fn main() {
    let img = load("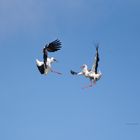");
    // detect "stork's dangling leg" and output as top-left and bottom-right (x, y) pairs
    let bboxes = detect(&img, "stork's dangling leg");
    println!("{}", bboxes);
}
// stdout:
(82, 79), (93, 89)
(93, 80), (96, 85)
